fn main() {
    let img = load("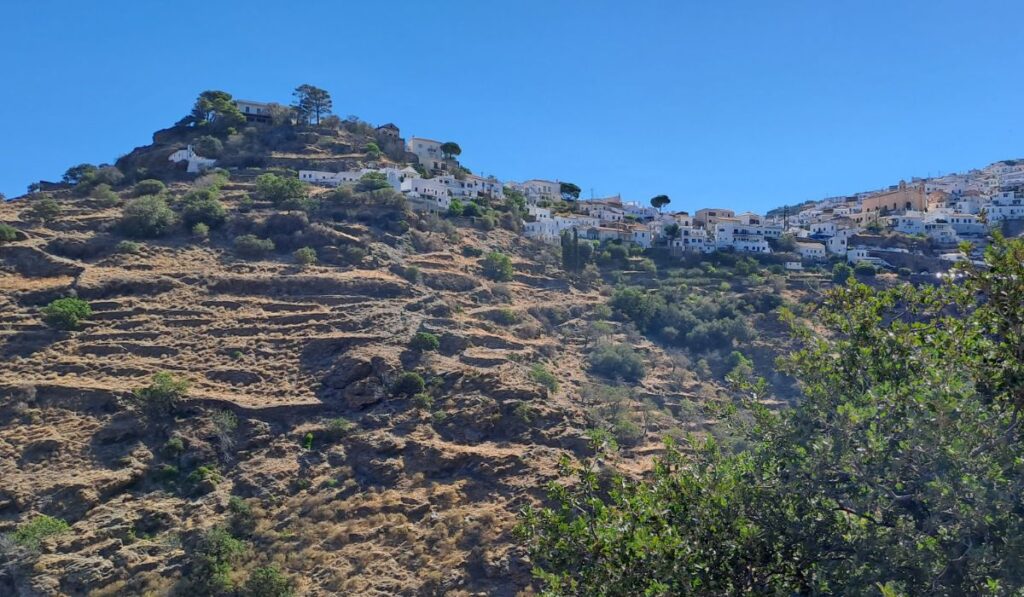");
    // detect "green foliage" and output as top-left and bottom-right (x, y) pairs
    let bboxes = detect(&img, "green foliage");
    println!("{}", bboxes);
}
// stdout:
(355, 171), (391, 192)
(115, 240), (142, 254)
(440, 141), (462, 159)
(234, 234), (275, 259)
(609, 286), (751, 352)
(11, 515), (70, 550)
(90, 183), (120, 206)
(302, 432), (314, 451)
(520, 235), (1024, 595)
(41, 297), (92, 330)
(293, 246), (317, 266)
(163, 436), (185, 458)
(181, 90), (245, 133)
(186, 526), (245, 595)
(447, 199), (464, 217)
(243, 566), (295, 597)
(194, 135), (224, 158)
(650, 194), (671, 211)
(192, 222), (210, 239)
(255, 173), (308, 207)
(491, 308), (518, 325)
(409, 331), (440, 352)
(462, 201), (482, 217)
(832, 262), (853, 284)
(461, 246), (483, 257)
(133, 179), (166, 196)
(854, 261), (876, 277)
(322, 417), (354, 441)
(560, 229), (593, 272)
(588, 342), (646, 381)
(26, 196), (61, 222)
(400, 265), (420, 283)
(292, 83), (333, 125)
(63, 163), (98, 185)
(121, 196), (177, 238)
(897, 266), (912, 277)
(529, 364), (559, 393)
(481, 251), (514, 281)
(412, 392), (434, 410)
(0, 223), (17, 243)
(364, 141), (382, 159)
(134, 372), (188, 418)
(228, 496), (256, 538)
(181, 188), (227, 228)
(393, 371), (426, 396)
